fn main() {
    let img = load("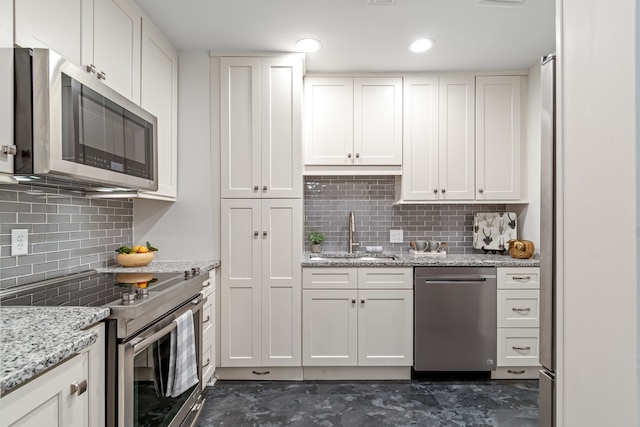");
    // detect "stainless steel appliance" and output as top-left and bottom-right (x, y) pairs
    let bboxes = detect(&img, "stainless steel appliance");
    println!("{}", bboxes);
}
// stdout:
(11, 48), (157, 193)
(413, 267), (497, 372)
(539, 53), (557, 427)
(0, 268), (208, 427)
